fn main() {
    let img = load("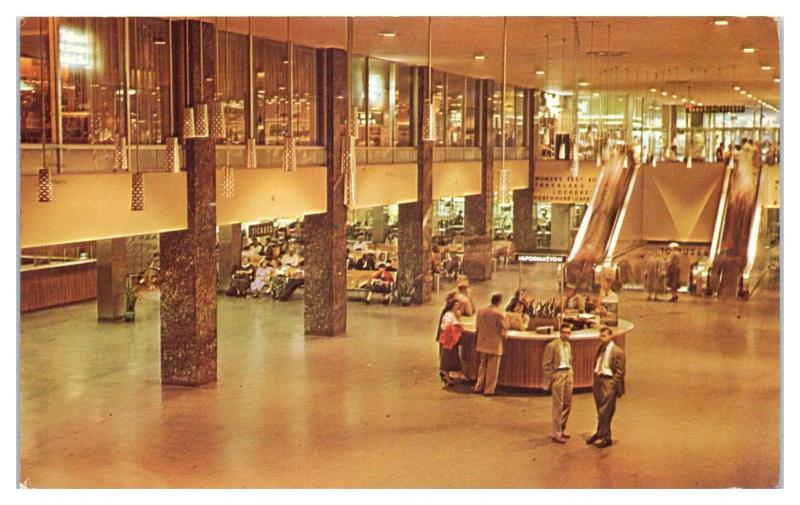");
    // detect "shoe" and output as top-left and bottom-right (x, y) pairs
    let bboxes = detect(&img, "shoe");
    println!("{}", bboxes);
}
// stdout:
(439, 372), (453, 388)
(483, 392), (496, 397)
(669, 296), (678, 303)
(653, 297), (661, 302)
(594, 438), (613, 448)
(551, 436), (566, 444)
(472, 388), (484, 394)
(646, 296), (652, 301)
(561, 433), (571, 439)
(585, 434), (599, 445)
